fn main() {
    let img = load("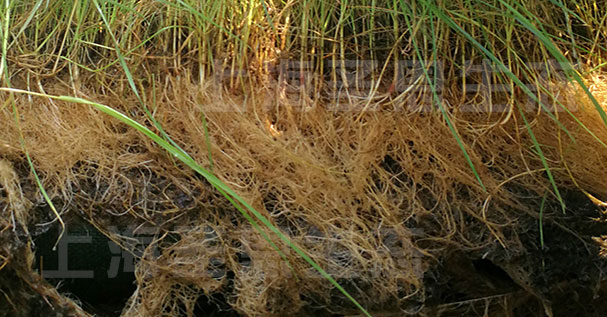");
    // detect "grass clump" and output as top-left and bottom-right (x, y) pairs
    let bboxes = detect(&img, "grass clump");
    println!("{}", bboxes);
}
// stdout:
(1, 0), (607, 316)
